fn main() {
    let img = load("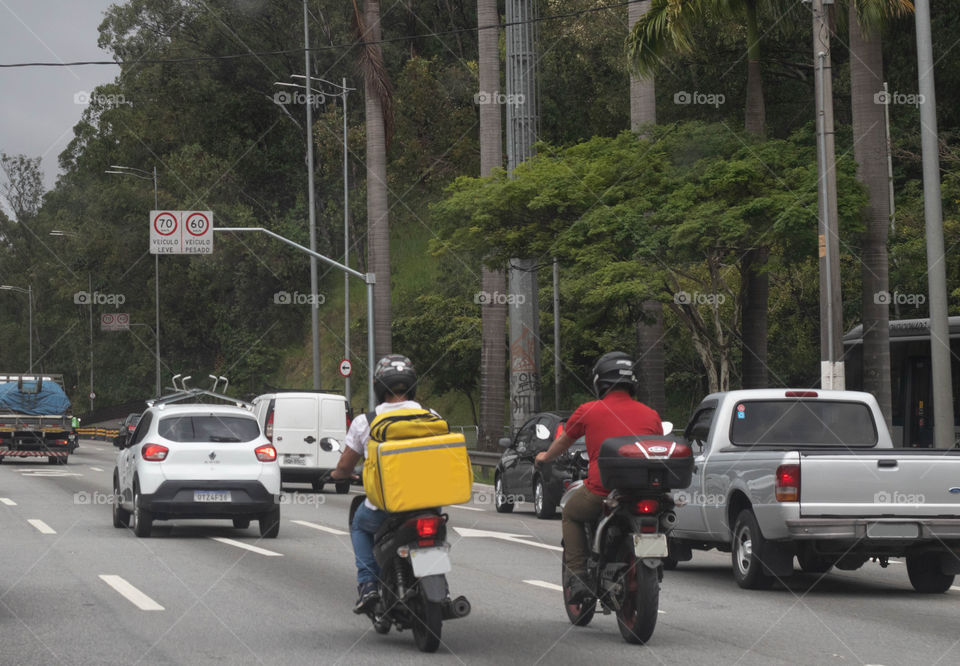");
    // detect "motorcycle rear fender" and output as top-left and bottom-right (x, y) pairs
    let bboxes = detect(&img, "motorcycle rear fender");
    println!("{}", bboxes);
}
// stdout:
(419, 574), (449, 602)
